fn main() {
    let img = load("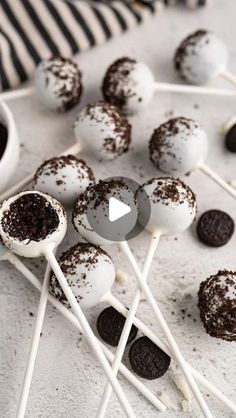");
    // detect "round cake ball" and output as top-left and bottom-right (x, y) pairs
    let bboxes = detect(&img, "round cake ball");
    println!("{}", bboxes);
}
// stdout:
(33, 155), (95, 207)
(198, 270), (236, 341)
(102, 57), (155, 115)
(35, 56), (82, 111)
(74, 101), (131, 161)
(50, 243), (116, 310)
(137, 177), (197, 235)
(174, 30), (228, 85)
(149, 117), (208, 175)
